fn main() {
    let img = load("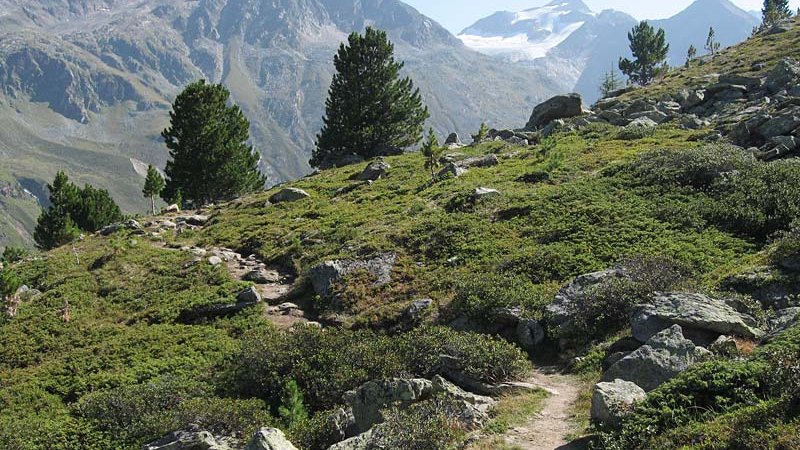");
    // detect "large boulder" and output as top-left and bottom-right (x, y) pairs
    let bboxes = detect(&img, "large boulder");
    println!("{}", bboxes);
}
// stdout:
(354, 159), (391, 181)
(547, 268), (629, 338)
(591, 379), (647, 427)
(526, 93), (585, 130)
(143, 428), (232, 450)
(327, 429), (373, 450)
(309, 253), (397, 300)
(766, 58), (800, 93)
(758, 107), (800, 139)
(765, 307), (800, 342)
(630, 292), (764, 343)
(345, 378), (434, 433)
(244, 428), (299, 450)
(430, 376), (493, 430)
(516, 318), (546, 352)
(602, 325), (712, 391)
(269, 188), (310, 204)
